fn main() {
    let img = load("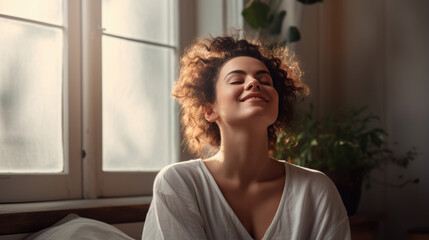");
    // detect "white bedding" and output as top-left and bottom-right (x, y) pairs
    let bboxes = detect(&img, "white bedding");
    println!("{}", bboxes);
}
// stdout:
(25, 214), (134, 240)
